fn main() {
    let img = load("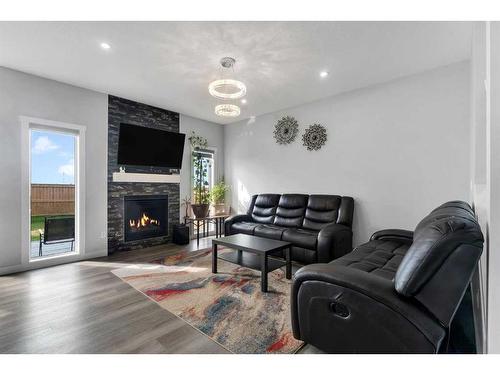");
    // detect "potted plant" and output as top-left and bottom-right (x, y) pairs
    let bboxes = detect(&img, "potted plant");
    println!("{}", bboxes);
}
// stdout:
(210, 180), (230, 215)
(189, 132), (210, 218)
